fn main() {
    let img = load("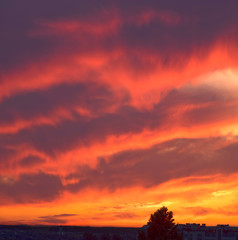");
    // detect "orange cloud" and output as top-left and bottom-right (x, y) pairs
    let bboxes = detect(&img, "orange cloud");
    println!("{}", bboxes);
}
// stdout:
(1, 0), (238, 227)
